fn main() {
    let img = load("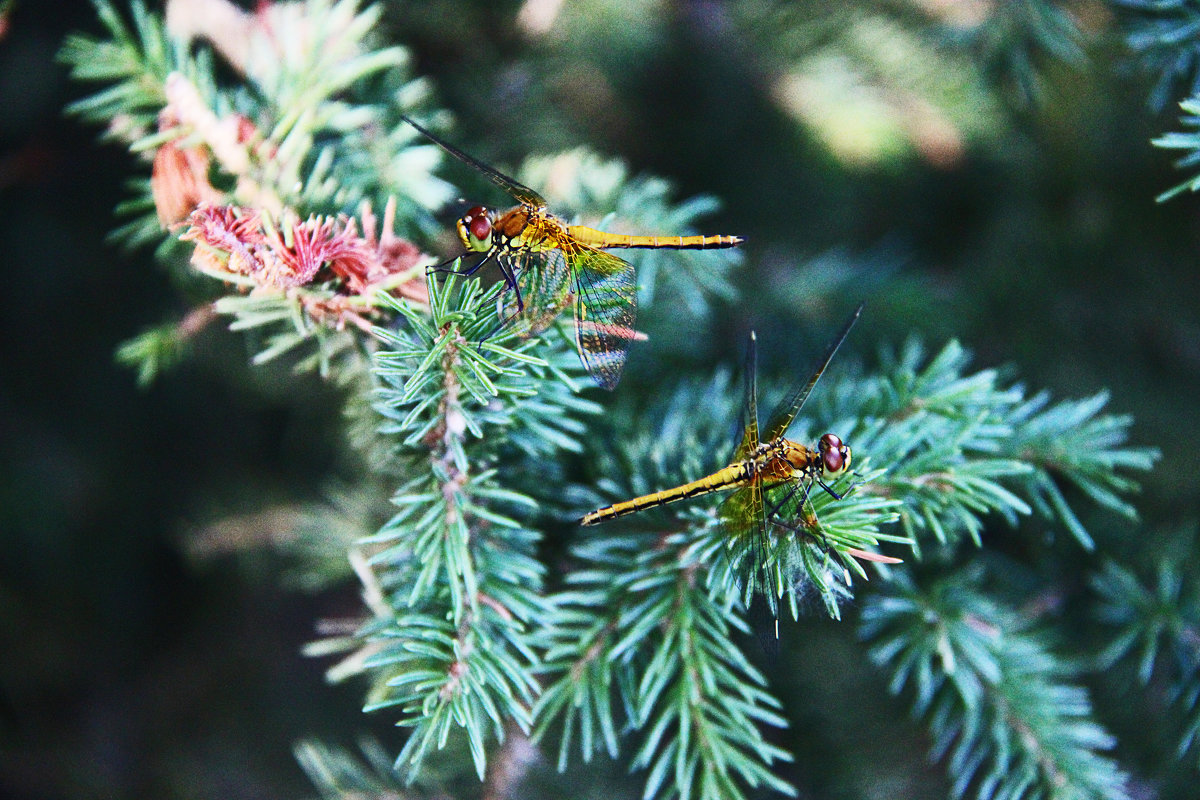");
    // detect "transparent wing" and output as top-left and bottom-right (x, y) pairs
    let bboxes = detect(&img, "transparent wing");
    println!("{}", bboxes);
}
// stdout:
(568, 245), (638, 390)
(731, 331), (761, 462)
(721, 477), (779, 611)
(762, 302), (864, 444)
(401, 115), (549, 210)
(720, 480), (766, 545)
(762, 475), (814, 532)
(497, 247), (574, 335)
